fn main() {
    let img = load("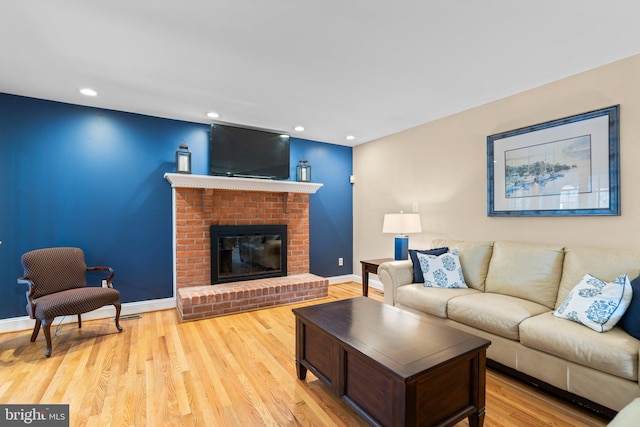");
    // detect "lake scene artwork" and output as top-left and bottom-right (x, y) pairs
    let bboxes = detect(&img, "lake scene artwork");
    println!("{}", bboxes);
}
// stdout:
(504, 135), (592, 199)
